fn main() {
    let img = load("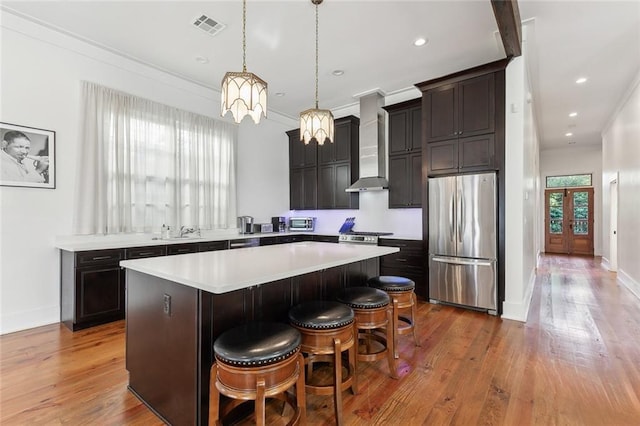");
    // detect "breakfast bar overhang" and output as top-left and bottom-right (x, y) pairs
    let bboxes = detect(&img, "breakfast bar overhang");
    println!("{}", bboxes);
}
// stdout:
(120, 241), (399, 425)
